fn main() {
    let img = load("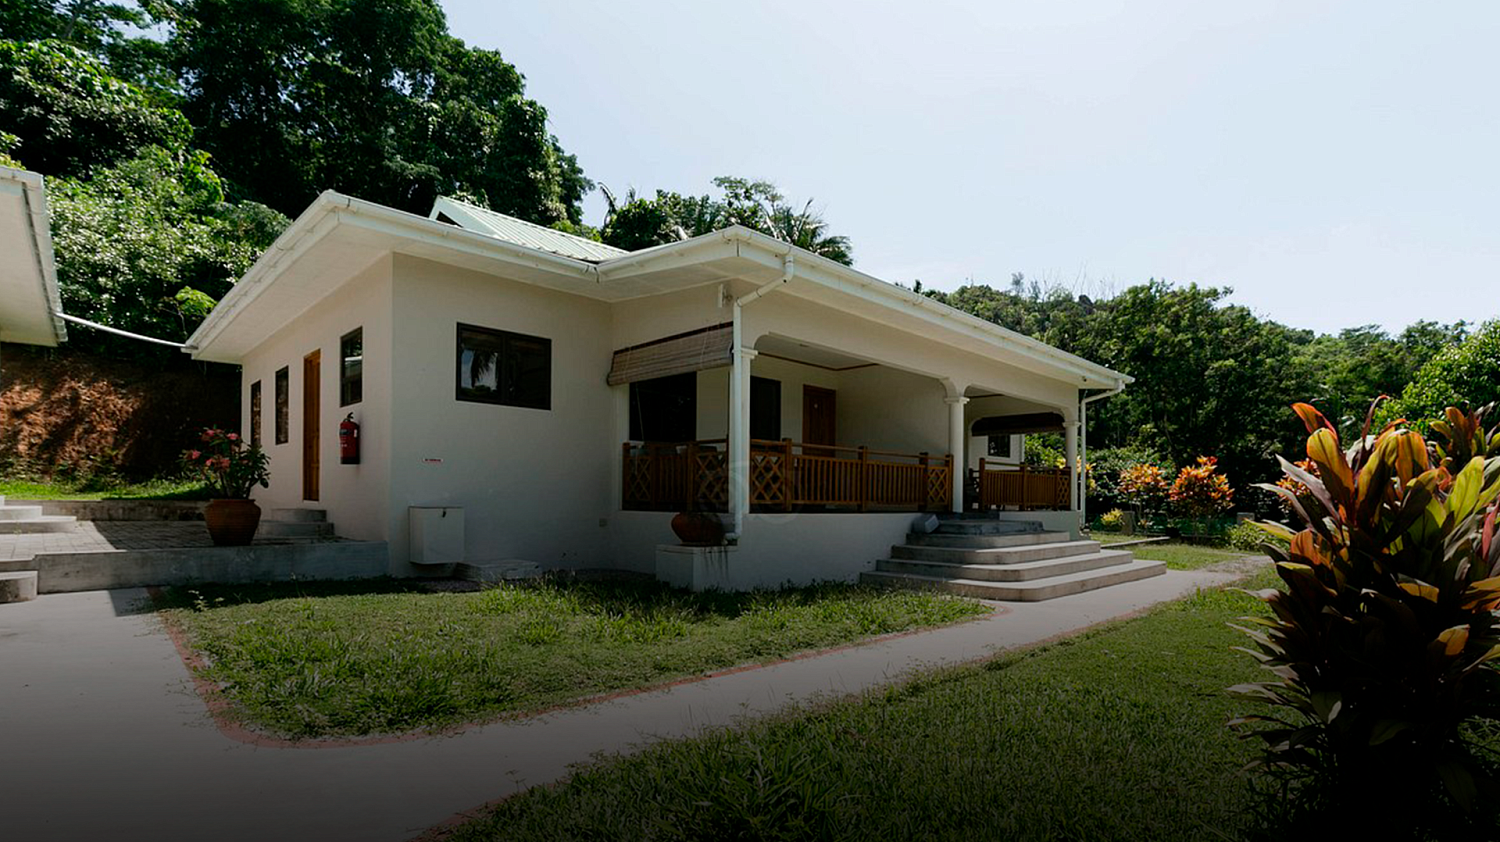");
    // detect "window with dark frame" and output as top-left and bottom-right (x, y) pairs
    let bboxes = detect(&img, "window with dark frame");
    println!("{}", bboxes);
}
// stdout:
(988, 434), (1012, 458)
(275, 366), (289, 444)
(250, 381), (262, 446)
(456, 324), (551, 410)
(340, 328), (363, 407)
(750, 376), (781, 441)
(629, 373), (696, 442)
